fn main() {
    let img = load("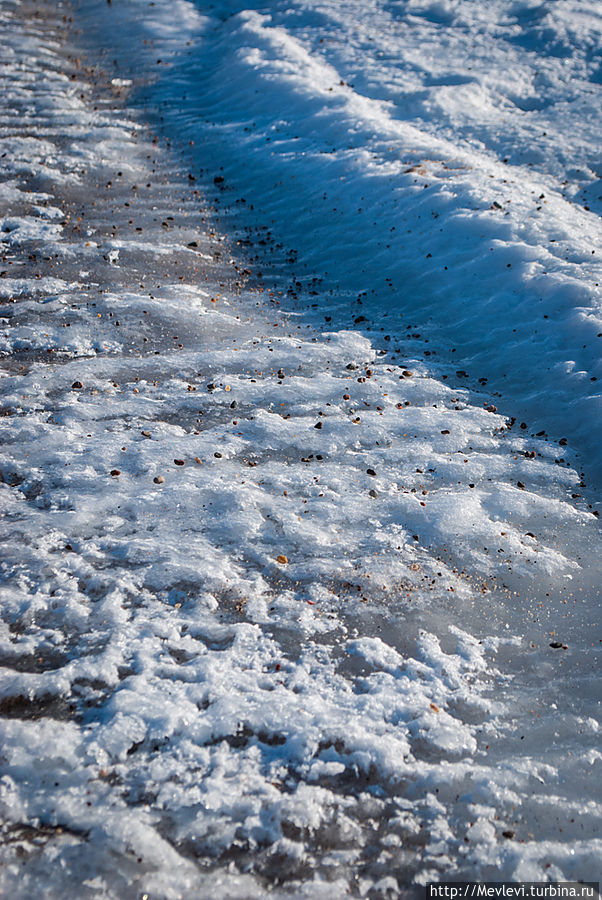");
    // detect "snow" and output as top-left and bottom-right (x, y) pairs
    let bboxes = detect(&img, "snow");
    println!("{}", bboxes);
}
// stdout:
(107, 0), (602, 483)
(0, 0), (601, 896)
